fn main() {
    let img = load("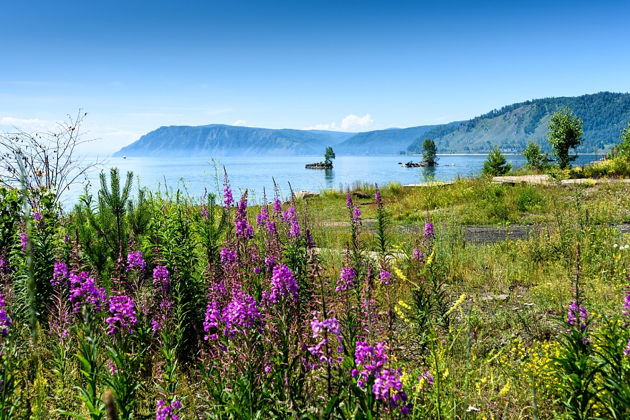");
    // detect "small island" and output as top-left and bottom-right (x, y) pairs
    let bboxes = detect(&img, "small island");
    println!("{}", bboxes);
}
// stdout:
(306, 146), (335, 169)
(399, 139), (438, 168)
